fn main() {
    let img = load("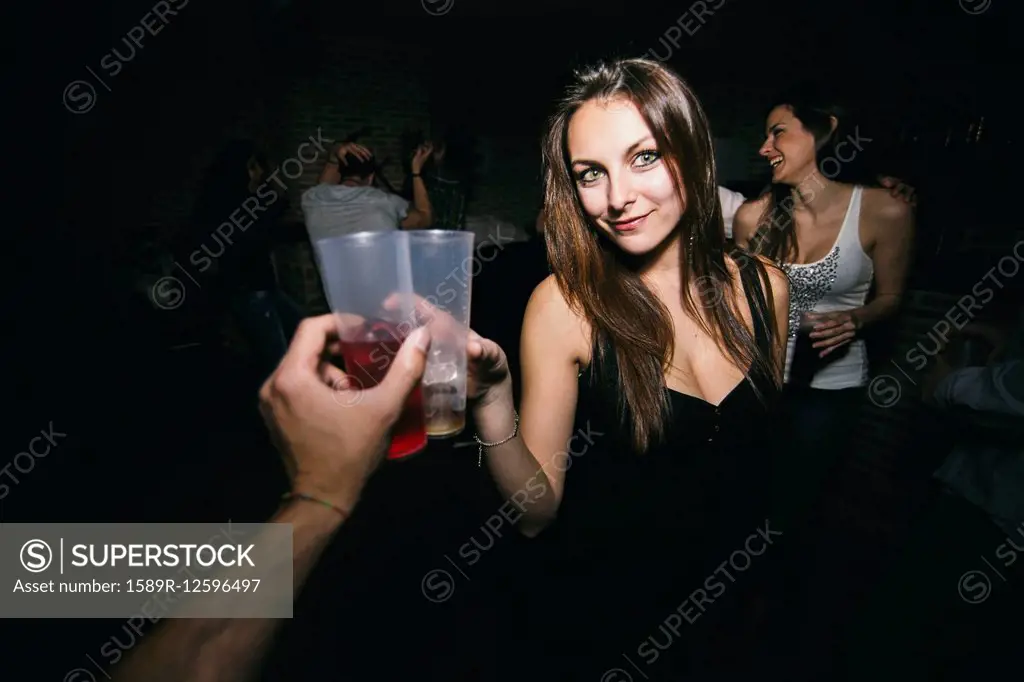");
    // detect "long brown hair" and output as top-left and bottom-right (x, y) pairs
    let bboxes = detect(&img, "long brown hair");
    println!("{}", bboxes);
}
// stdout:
(749, 86), (855, 262)
(541, 58), (780, 452)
